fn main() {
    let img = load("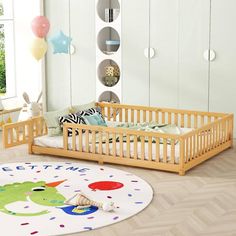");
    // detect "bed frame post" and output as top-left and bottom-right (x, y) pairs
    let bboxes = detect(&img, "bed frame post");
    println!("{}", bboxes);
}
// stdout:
(179, 137), (186, 176)
(28, 119), (33, 154)
(230, 114), (234, 148)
